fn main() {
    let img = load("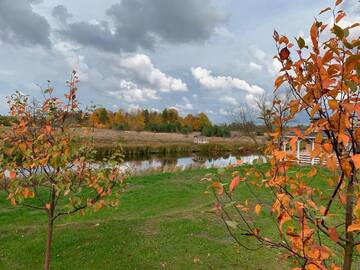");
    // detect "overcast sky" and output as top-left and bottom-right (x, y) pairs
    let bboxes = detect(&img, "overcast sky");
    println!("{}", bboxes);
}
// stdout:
(0, 0), (359, 122)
